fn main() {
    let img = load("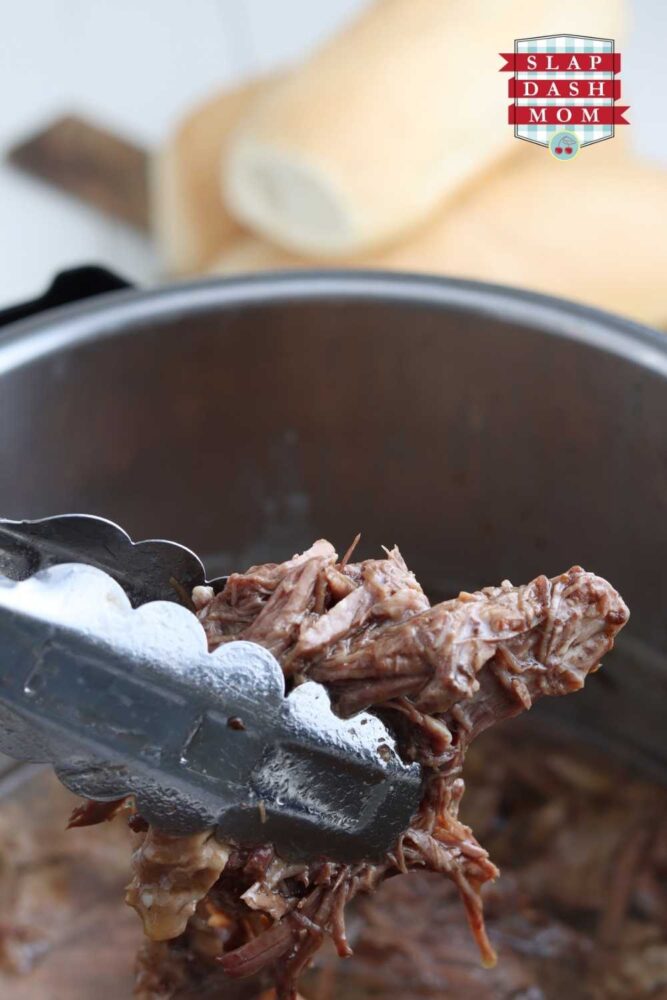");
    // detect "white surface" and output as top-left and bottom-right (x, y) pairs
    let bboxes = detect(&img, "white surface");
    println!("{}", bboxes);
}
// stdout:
(0, 0), (663, 306)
